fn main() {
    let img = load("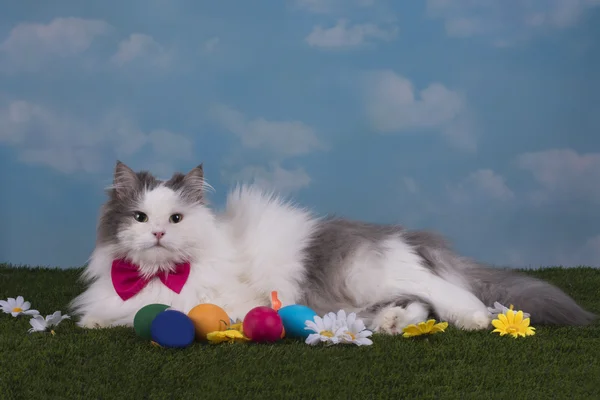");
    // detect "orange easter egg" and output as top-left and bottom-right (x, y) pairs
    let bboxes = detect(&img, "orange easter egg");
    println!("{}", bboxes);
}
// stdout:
(187, 304), (230, 341)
